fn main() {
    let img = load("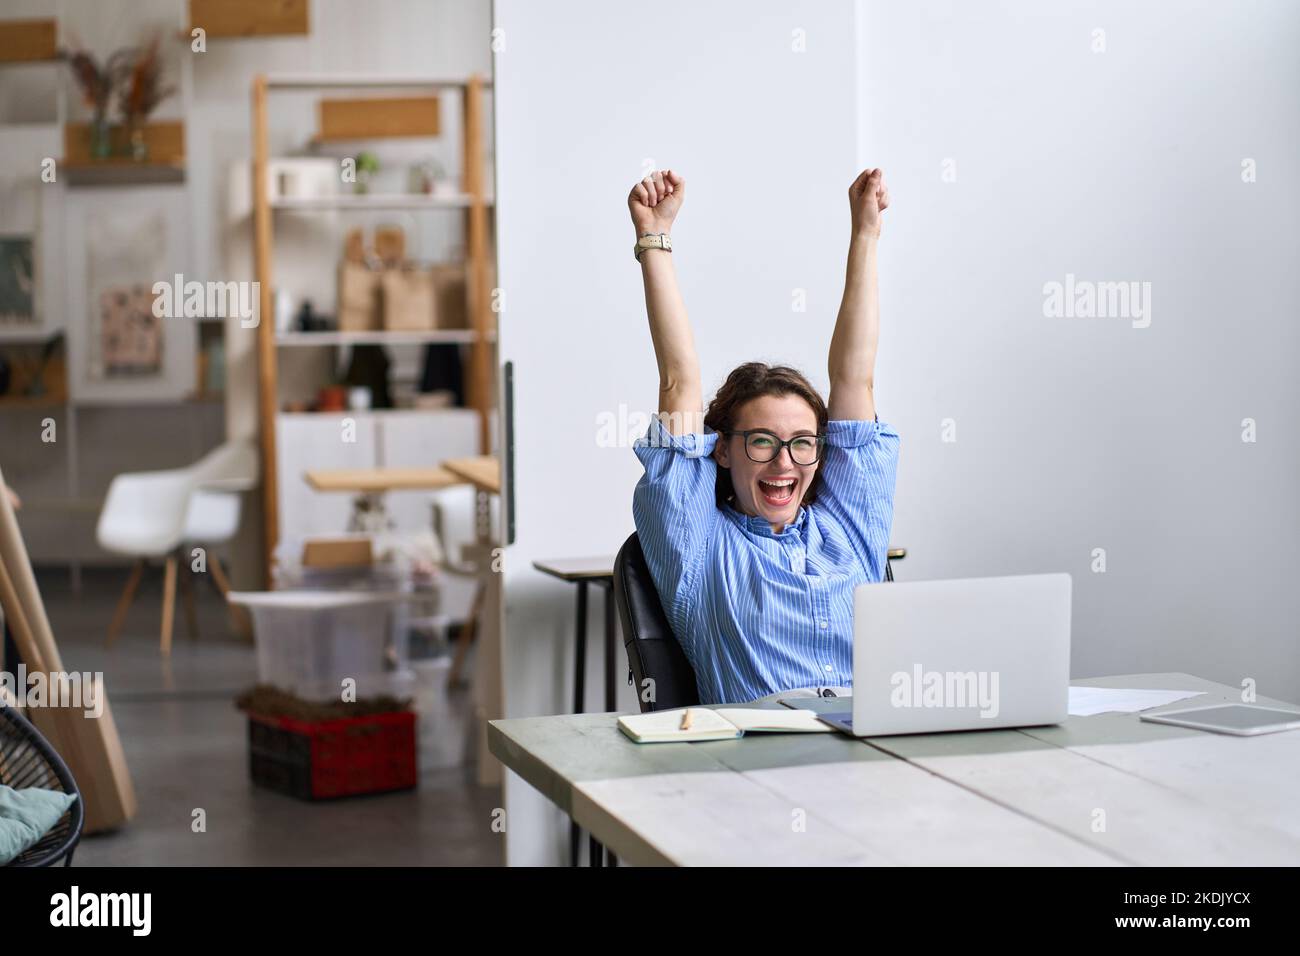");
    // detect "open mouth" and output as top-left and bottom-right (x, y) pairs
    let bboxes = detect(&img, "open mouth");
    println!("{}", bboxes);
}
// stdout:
(757, 477), (797, 507)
